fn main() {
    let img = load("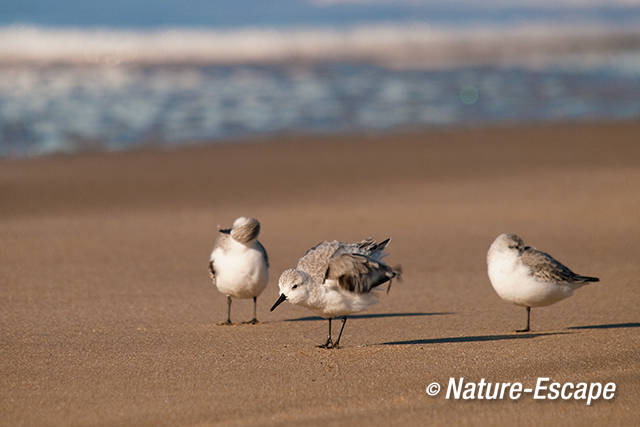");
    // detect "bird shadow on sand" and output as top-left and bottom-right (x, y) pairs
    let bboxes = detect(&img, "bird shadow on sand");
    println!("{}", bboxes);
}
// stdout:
(567, 322), (640, 330)
(285, 312), (453, 322)
(381, 331), (573, 346)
